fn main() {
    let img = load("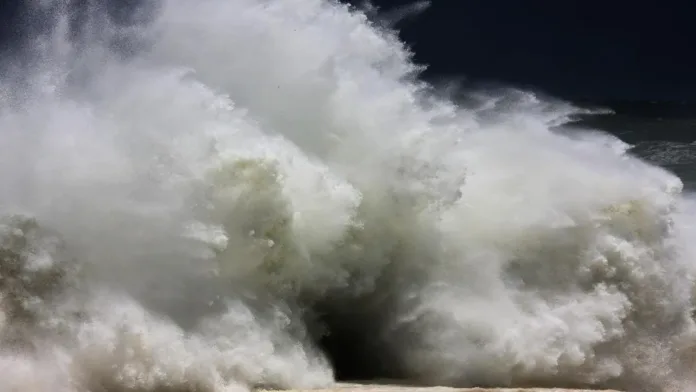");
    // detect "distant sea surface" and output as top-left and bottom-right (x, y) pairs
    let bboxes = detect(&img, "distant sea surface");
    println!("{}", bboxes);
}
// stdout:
(570, 100), (696, 190)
